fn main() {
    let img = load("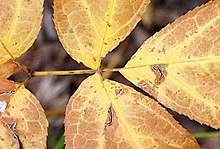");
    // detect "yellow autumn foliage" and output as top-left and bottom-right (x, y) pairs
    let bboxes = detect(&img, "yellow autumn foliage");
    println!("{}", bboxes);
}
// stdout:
(54, 0), (220, 148)
(0, 82), (48, 149)
(121, 0), (220, 128)
(0, 0), (48, 148)
(54, 0), (150, 69)
(0, 0), (44, 65)
(65, 74), (199, 149)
